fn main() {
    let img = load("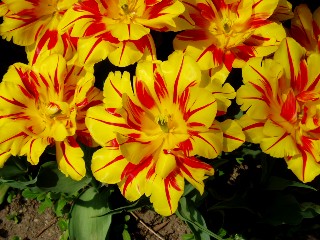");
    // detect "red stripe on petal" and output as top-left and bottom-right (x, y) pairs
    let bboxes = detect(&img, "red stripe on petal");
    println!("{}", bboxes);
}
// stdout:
(164, 170), (182, 214)
(110, 80), (123, 98)
(0, 96), (27, 108)
(197, 44), (223, 66)
(94, 154), (125, 173)
(185, 100), (216, 121)
(59, 141), (83, 177)
(84, 37), (103, 63)
(121, 156), (153, 195)
(280, 89), (297, 122)
(223, 133), (245, 142)
(54, 65), (60, 94)
(0, 132), (28, 145)
(88, 117), (132, 129)
(135, 80), (156, 109)
(242, 122), (264, 131)
(265, 132), (290, 151)
(173, 56), (185, 104)
(154, 72), (169, 100)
